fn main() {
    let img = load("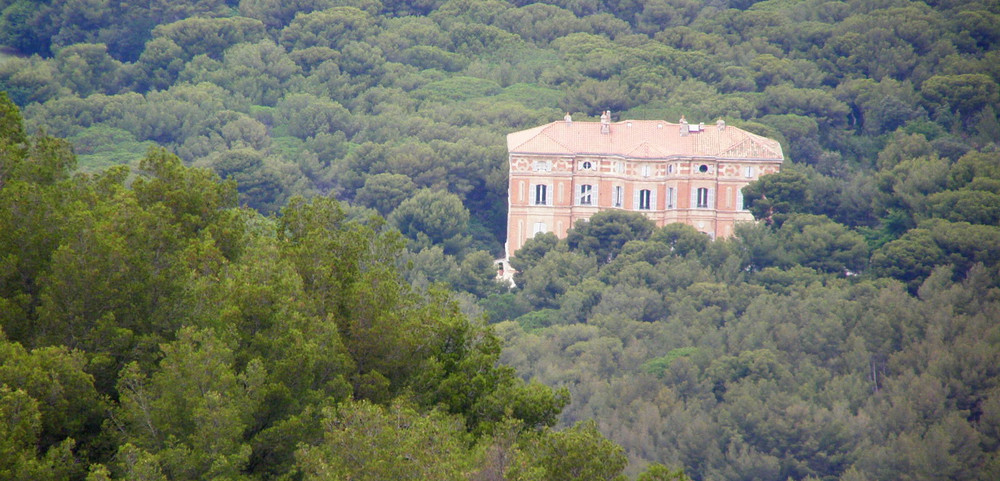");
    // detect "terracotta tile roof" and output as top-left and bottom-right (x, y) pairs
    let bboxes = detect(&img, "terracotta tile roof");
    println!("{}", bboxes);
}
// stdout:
(507, 120), (783, 161)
